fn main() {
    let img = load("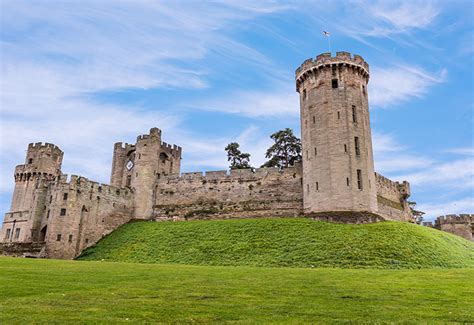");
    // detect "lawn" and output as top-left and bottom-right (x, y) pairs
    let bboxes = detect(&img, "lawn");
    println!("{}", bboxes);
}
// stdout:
(1, 257), (473, 323)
